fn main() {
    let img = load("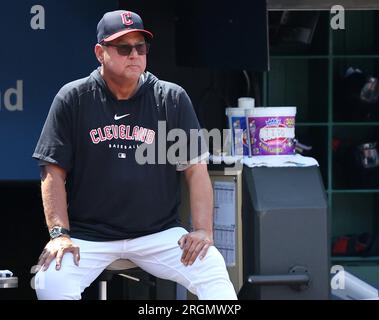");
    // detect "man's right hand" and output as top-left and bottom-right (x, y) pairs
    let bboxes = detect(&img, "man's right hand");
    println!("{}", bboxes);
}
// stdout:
(37, 236), (80, 271)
